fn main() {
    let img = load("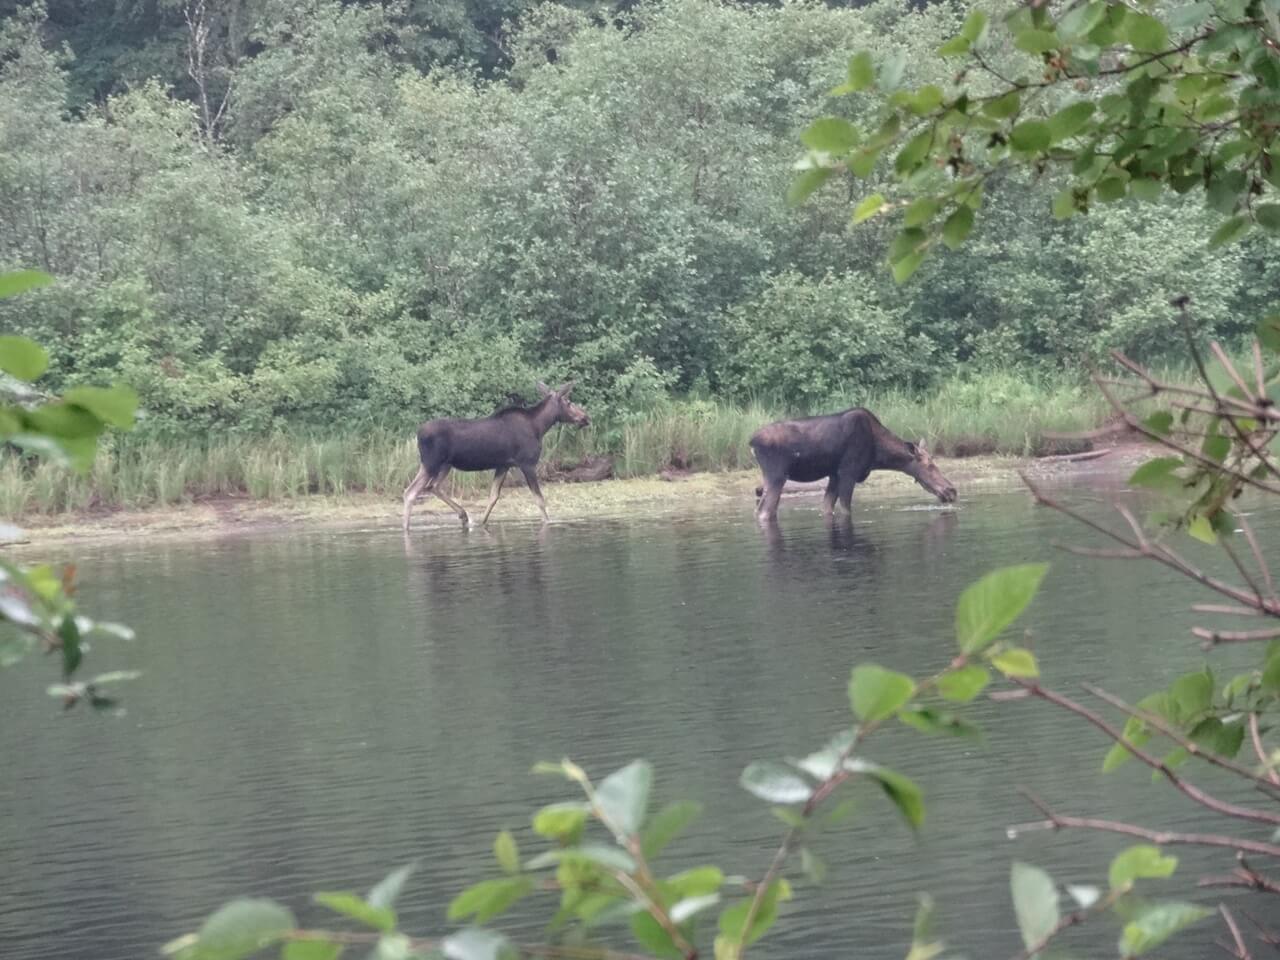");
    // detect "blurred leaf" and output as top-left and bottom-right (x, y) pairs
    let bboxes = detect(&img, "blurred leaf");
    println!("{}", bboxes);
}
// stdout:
(1256, 315), (1280, 352)
(898, 706), (983, 740)
(991, 647), (1039, 678)
(0, 336), (48, 383)
(853, 193), (887, 224)
(955, 564), (1049, 654)
(844, 759), (925, 830)
(787, 167), (834, 206)
(1010, 862), (1059, 950)
(281, 942), (342, 960)
(937, 35), (970, 57)
(1169, 669), (1213, 722)
(1187, 514), (1216, 544)
(494, 832), (520, 876)
(313, 893), (395, 933)
(368, 862), (417, 911)
(1048, 103), (1095, 142)
(1118, 902), (1211, 955)
(169, 898), (295, 960)
(640, 801), (702, 860)
(849, 664), (915, 722)
(800, 847), (827, 884)
(0, 270), (54, 299)
(1144, 411), (1174, 436)
(666, 866), (724, 898)
(532, 802), (589, 842)
(892, 251), (926, 284)
(1209, 216), (1250, 248)
(1109, 846), (1177, 890)
(59, 616), (81, 679)
(942, 206), (974, 249)
(63, 385), (138, 429)
(937, 664), (990, 702)
(671, 893), (720, 923)
(595, 760), (652, 836)
(1015, 28), (1059, 53)
(960, 10), (988, 42)
(985, 91), (1020, 119)
(441, 928), (516, 960)
(1126, 13), (1169, 51)
(880, 50), (907, 91)
(801, 118), (860, 153)
(525, 844), (636, 873)
(1010, 121), (1052, 153)
(630, 911), (683, 959)
(1129, 457), (1182, 491)
(447, 877), (535, 924)
(791, 728), (855, 779)
(740, 761), (812, 804)
(1066, 884), (1100, 909)
(717, 879), (791, 947)
(848, 51), (876, 92)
